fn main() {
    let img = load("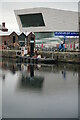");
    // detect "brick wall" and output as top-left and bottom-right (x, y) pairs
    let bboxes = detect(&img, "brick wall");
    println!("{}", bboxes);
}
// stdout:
(9, 32), (19, 45)
(27, 32), (35, 47)
(0, 36), (9, 45)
